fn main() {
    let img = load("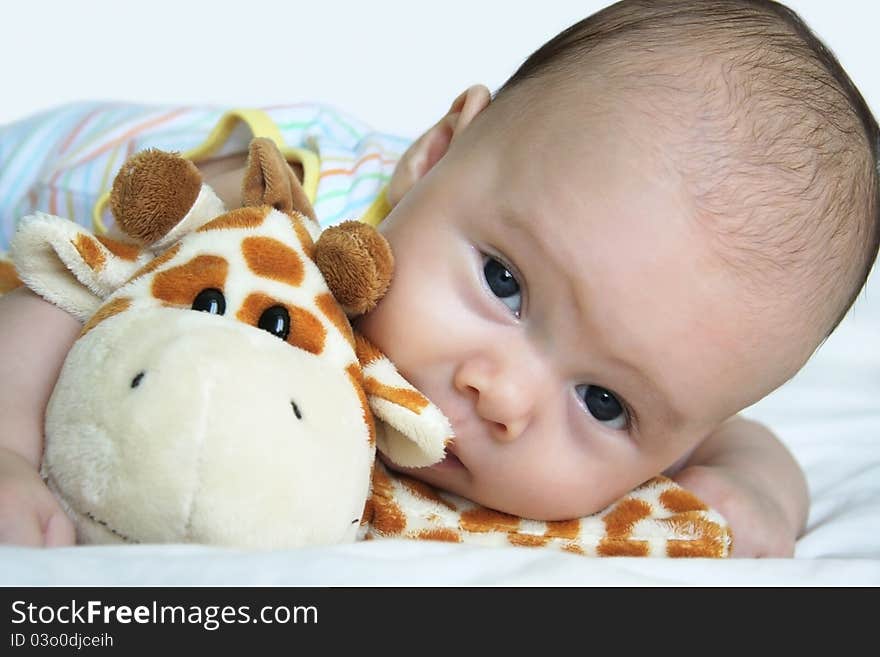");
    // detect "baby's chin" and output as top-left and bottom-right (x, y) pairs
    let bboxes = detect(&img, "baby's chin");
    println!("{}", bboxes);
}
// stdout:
(375, 450), (597, 520)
